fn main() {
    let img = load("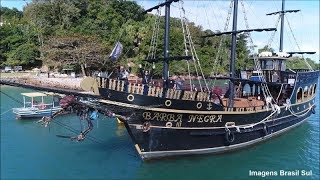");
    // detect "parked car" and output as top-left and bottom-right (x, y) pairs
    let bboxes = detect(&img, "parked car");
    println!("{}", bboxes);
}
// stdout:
(14, 66), (23, 71)
(4, 66), (12, 72)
